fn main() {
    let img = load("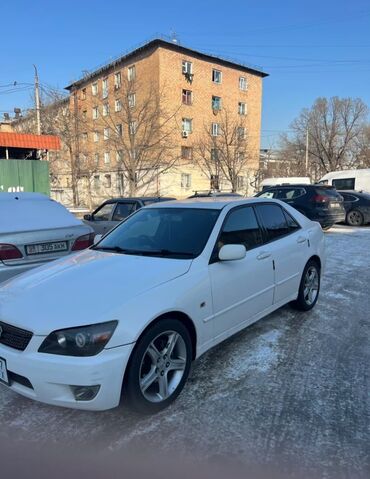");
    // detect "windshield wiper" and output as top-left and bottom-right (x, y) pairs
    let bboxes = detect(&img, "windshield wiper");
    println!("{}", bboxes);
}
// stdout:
(92, 245), (128, 253)
(137, 249), (195, 258)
